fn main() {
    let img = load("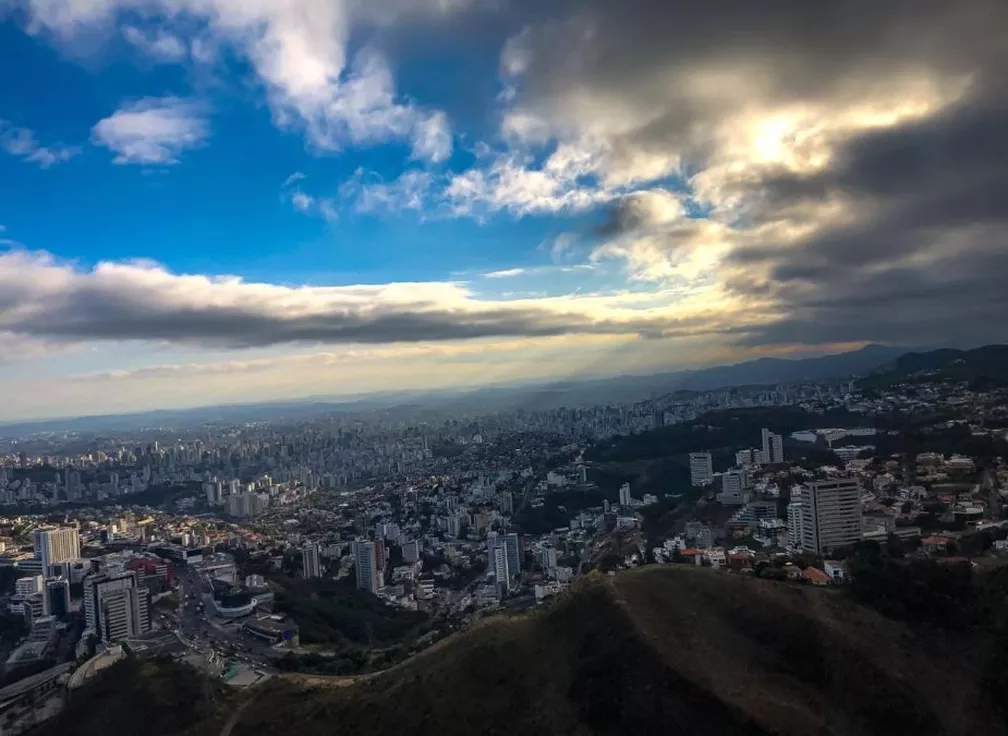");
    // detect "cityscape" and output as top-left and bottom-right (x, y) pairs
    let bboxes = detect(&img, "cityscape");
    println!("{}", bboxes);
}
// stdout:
(0, 345), (1007, 731)
(2, 0), (1007, 732)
